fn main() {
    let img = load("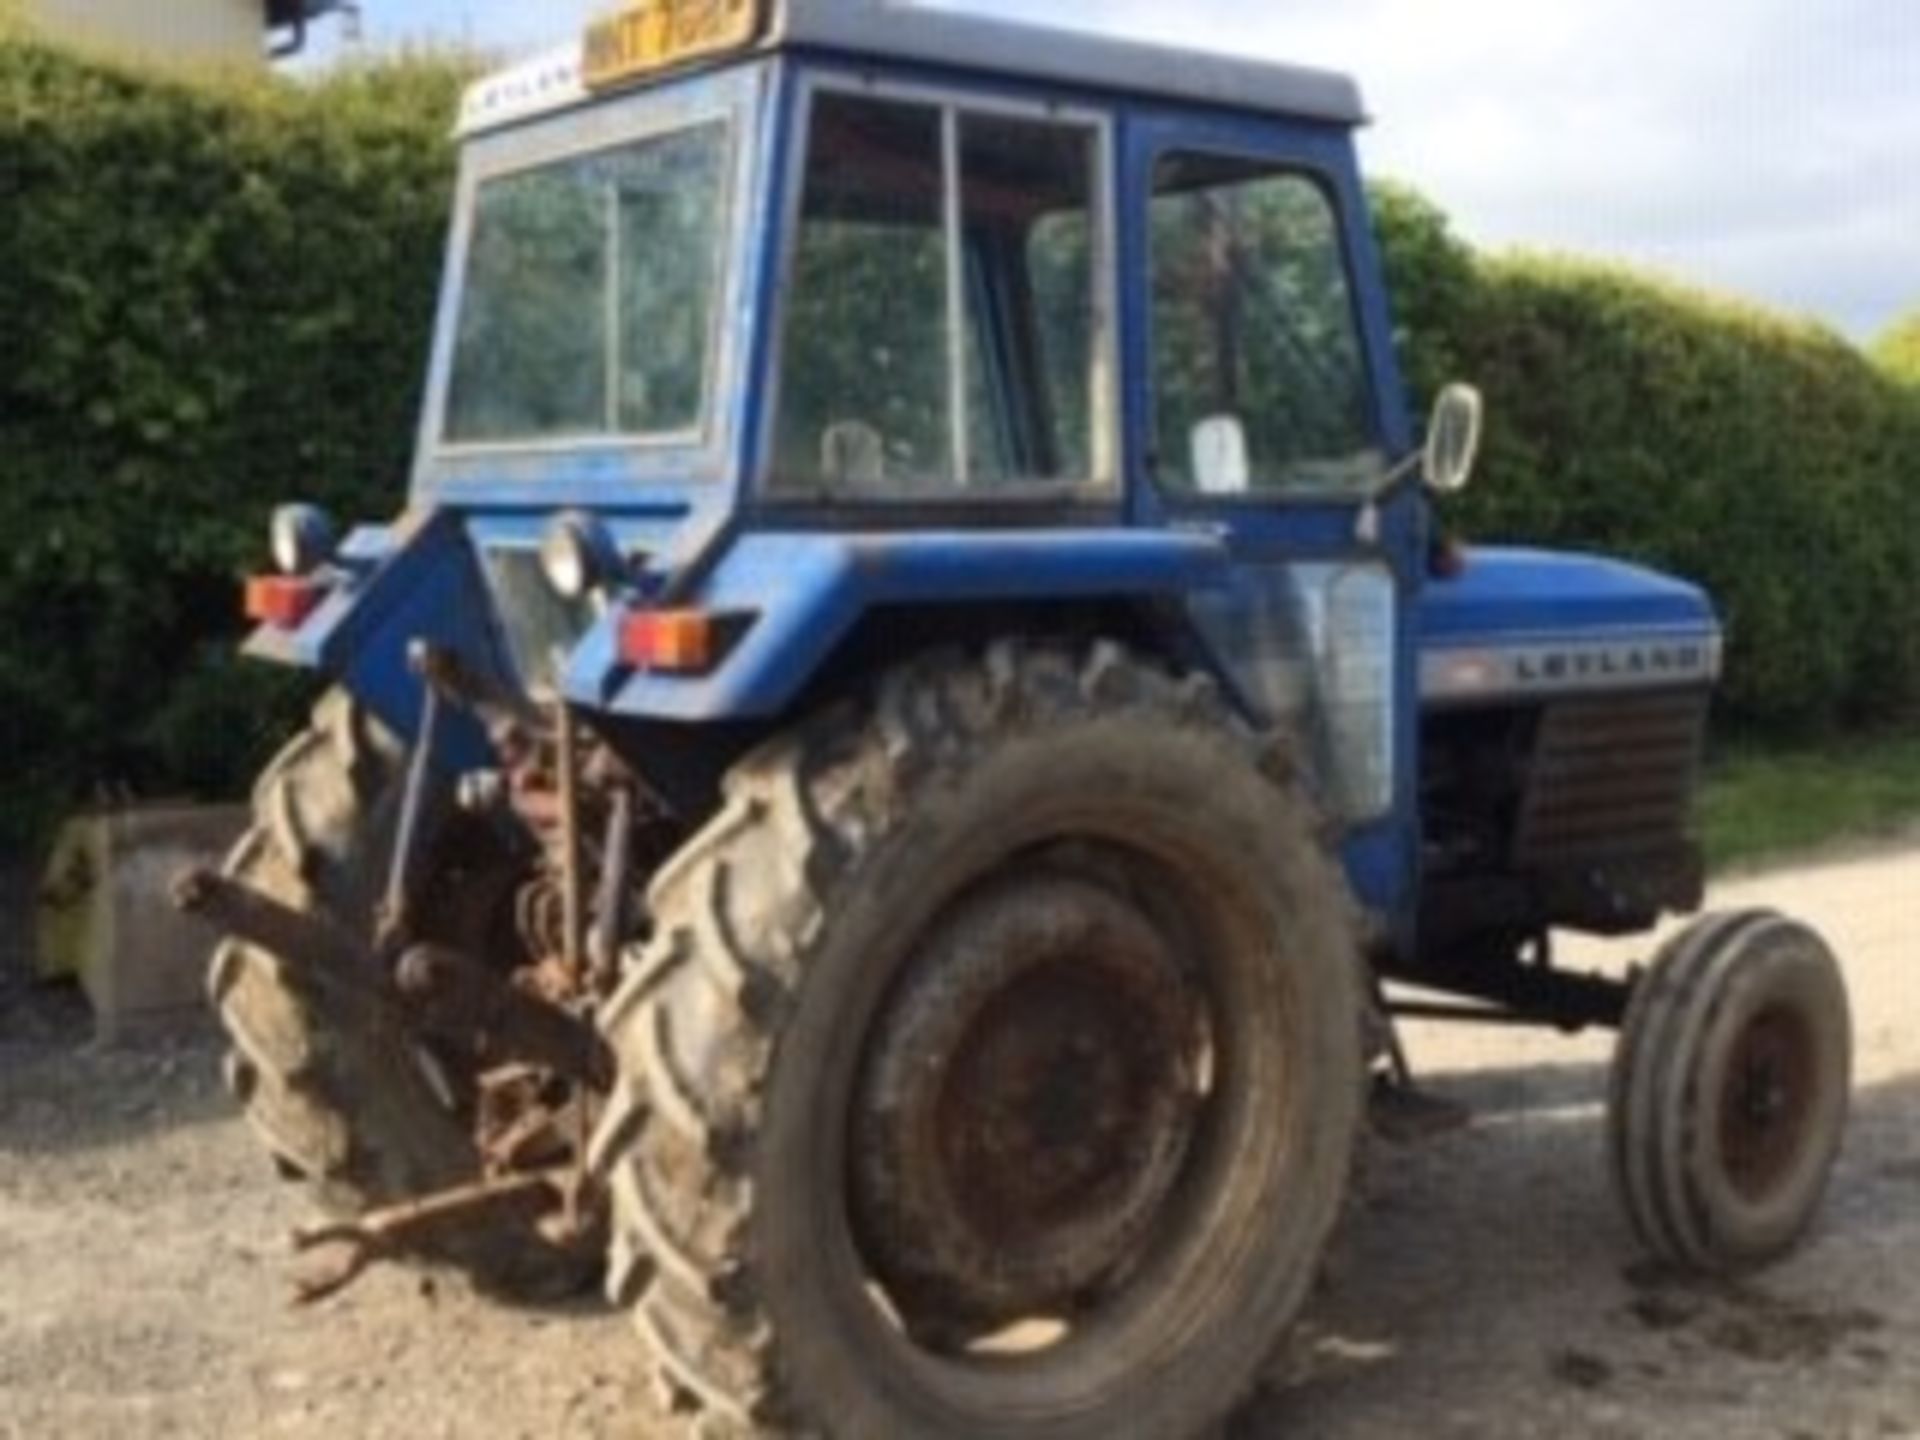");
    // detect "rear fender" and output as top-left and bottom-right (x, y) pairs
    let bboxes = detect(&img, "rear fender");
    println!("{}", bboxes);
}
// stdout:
(562, 529), (1235, 723)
